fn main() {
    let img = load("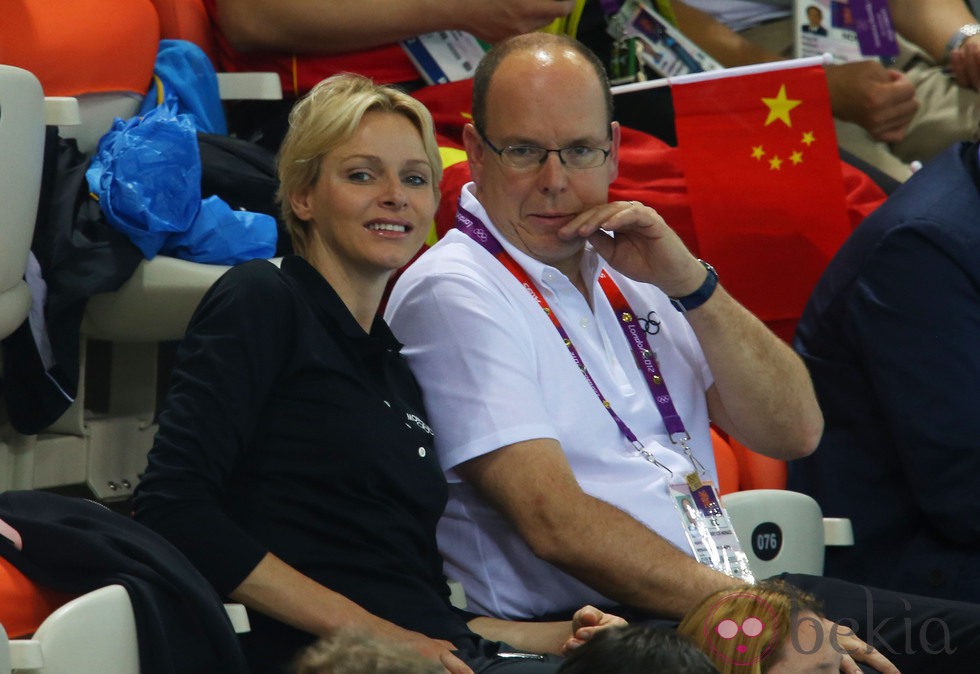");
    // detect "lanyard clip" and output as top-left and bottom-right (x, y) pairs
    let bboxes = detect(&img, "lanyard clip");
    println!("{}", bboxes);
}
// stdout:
(671, 431), (708, 476)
